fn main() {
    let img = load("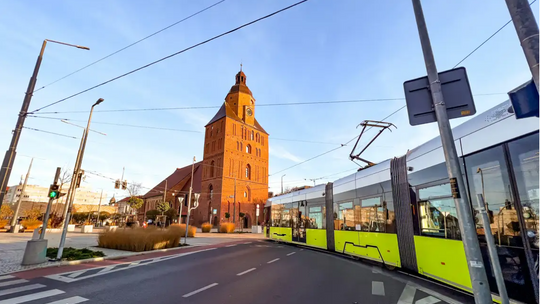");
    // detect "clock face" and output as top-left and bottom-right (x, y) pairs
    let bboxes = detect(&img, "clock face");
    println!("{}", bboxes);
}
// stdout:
(246, 108), (253, 116)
